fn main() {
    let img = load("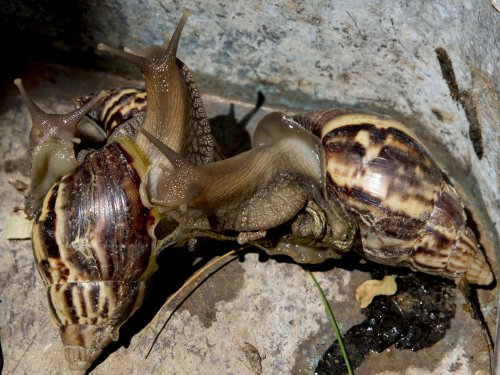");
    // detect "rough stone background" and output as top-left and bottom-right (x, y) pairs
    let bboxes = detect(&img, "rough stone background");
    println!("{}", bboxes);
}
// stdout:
(0, 1), (498, 374)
